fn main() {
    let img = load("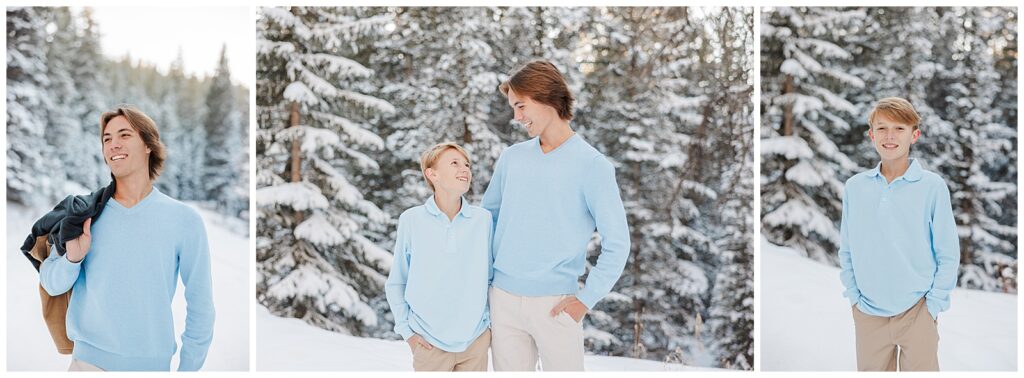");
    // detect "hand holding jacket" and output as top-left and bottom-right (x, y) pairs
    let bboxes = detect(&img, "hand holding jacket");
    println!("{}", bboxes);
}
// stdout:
(65, 218), (92, 263)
